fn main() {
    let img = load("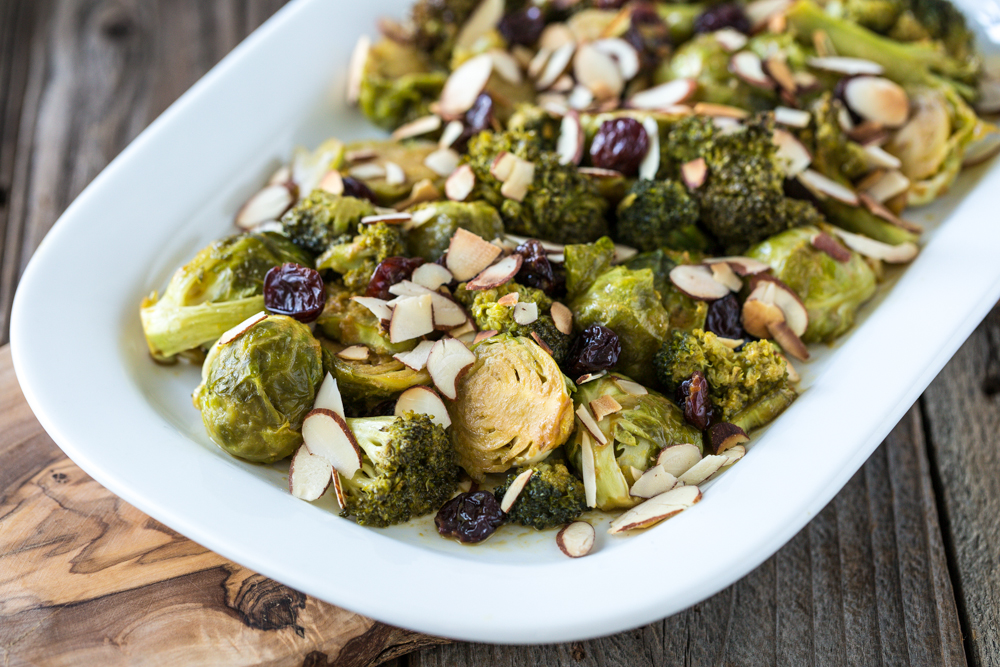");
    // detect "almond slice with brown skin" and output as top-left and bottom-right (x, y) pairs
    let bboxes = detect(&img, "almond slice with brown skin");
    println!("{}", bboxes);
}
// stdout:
(446, 164), (476, 202)
(218, 312), (268, 345)
(669, 264), (731, 300)
(389, 294), (435, 343)
(693, 102), (748, 119)
(550, 301), (573, 335)
(412, 263), (454, 291)
(289, 445), (334, 501)
(395, 385), (451, 428)
(350, 296), (393, 324)
(608, 485), (702, 534)
(576, 404), (608, 445)
(858, 193), (923, 234)
(360, 212), (412, 226)
(577, 371), (607, 385)
(450, 319), (476, 338)
(721, 444), (746, 466)
(497, 292), (519, 307)
(613, 376), (647, 396)
(773, 129), (812, 177)
(706, 422), (749, 455)
(754, 275), (809, 336)
(302, 409), (362, 478)
(730, 51), (773, 89)
(389, 281), (468, 329)
(678, 454), (727, 485)
(426, 337), (477, 400)
(656, 443), (702, 477)
(843, 76), (909, 128)
(500, 469), (534, 512)
(393, 340), (436, 372)
(864, 170), (910, 203)
(346, 36), (371, 105)
(638, 117), (661, 181)
(455, 0), (504, 53)
(797, 169), (859, 205)
(703, 256), (772, 276)
(709, 262), (742, 292)
(593, 38), (640, 80)
(536, 42), (576, 90)
(627, 79), (696, 110)
(557, 521), (595, 557)
(806, 56), (883, 76)
(589, 394), (622, 422)
(392, 114), (442, 141)
(556, 110), (584, 166)
(810, 231), (851, 262)
(630, 465), (680, 498)
(314, 373), (345, 418)
(767, 320), (810, 361)
(681, 158), (707, 189)
(774, 106), (811, 128)
(764, 55), (797, 93)
(336, 345), (369, 361)
(513, 301), (539, 325)
(235, 184), (295, 229)
(574, 43), (624, 99)
(439, 54), (494, 118)
(830, 227), (919, 263)
(466, 254), (523, 290)
(742, 293), (785, 339)
(332, 470), (346, 509)
(580, 431), (598, 508)
(472, 329), (499, 344)
(446, 228), (503, 281)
